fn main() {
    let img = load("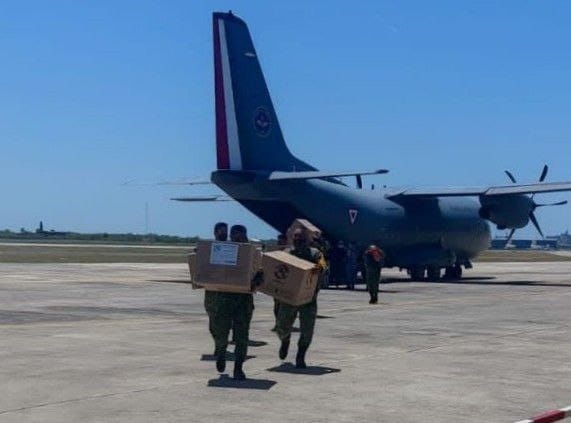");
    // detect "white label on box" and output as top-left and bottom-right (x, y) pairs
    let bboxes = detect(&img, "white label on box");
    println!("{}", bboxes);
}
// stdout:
(210, 242), (239, 266)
